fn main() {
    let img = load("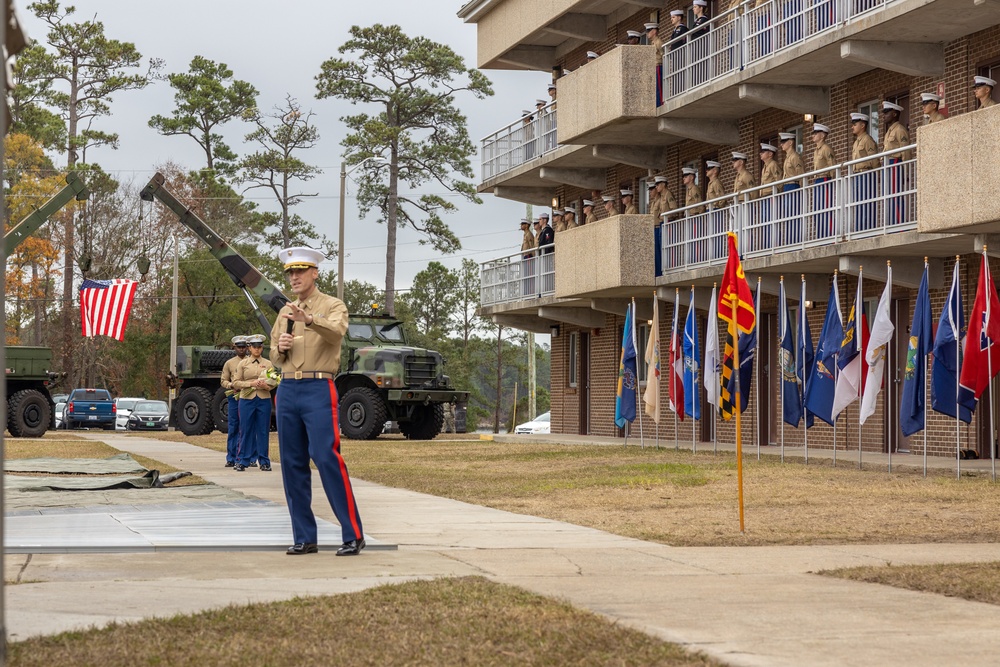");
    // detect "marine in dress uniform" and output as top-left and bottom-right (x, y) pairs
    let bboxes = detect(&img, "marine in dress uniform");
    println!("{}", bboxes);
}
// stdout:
(585, 50), (599, 65)
(920, 93), (945, 124)
(626, 29), (643, 45)
(521, 110), (535, 161)
(232, 334), (277, 472)
(779, 132), (804, 244)
(974, 76), (996, 109)
(810, 123), (837, 239)
(583, 199), (597, 225)
(882, 100), (911, 225)
(563, 206), (578, 229)
(552, 209), (564, 233)
(666, 10), (688, 98)
(603, 195), (618, 218)
(732, 151), (757, 202)
(682, 167), (704, 215)
(689, 0), (710, 86)
(221, 335), (249, 467)
(705, 161), (726, 260)
(519, 218), (535, 253)
(850, 112), (879, 231)
(270, 246), (365, 556)
(520, 218), (536, 295)
(621, 189), (638, 215)
(756, 143), (780, 250)
(646, 22), (664, 105)
(538, 213), (555, 253)
(683, 166), (706, 261)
